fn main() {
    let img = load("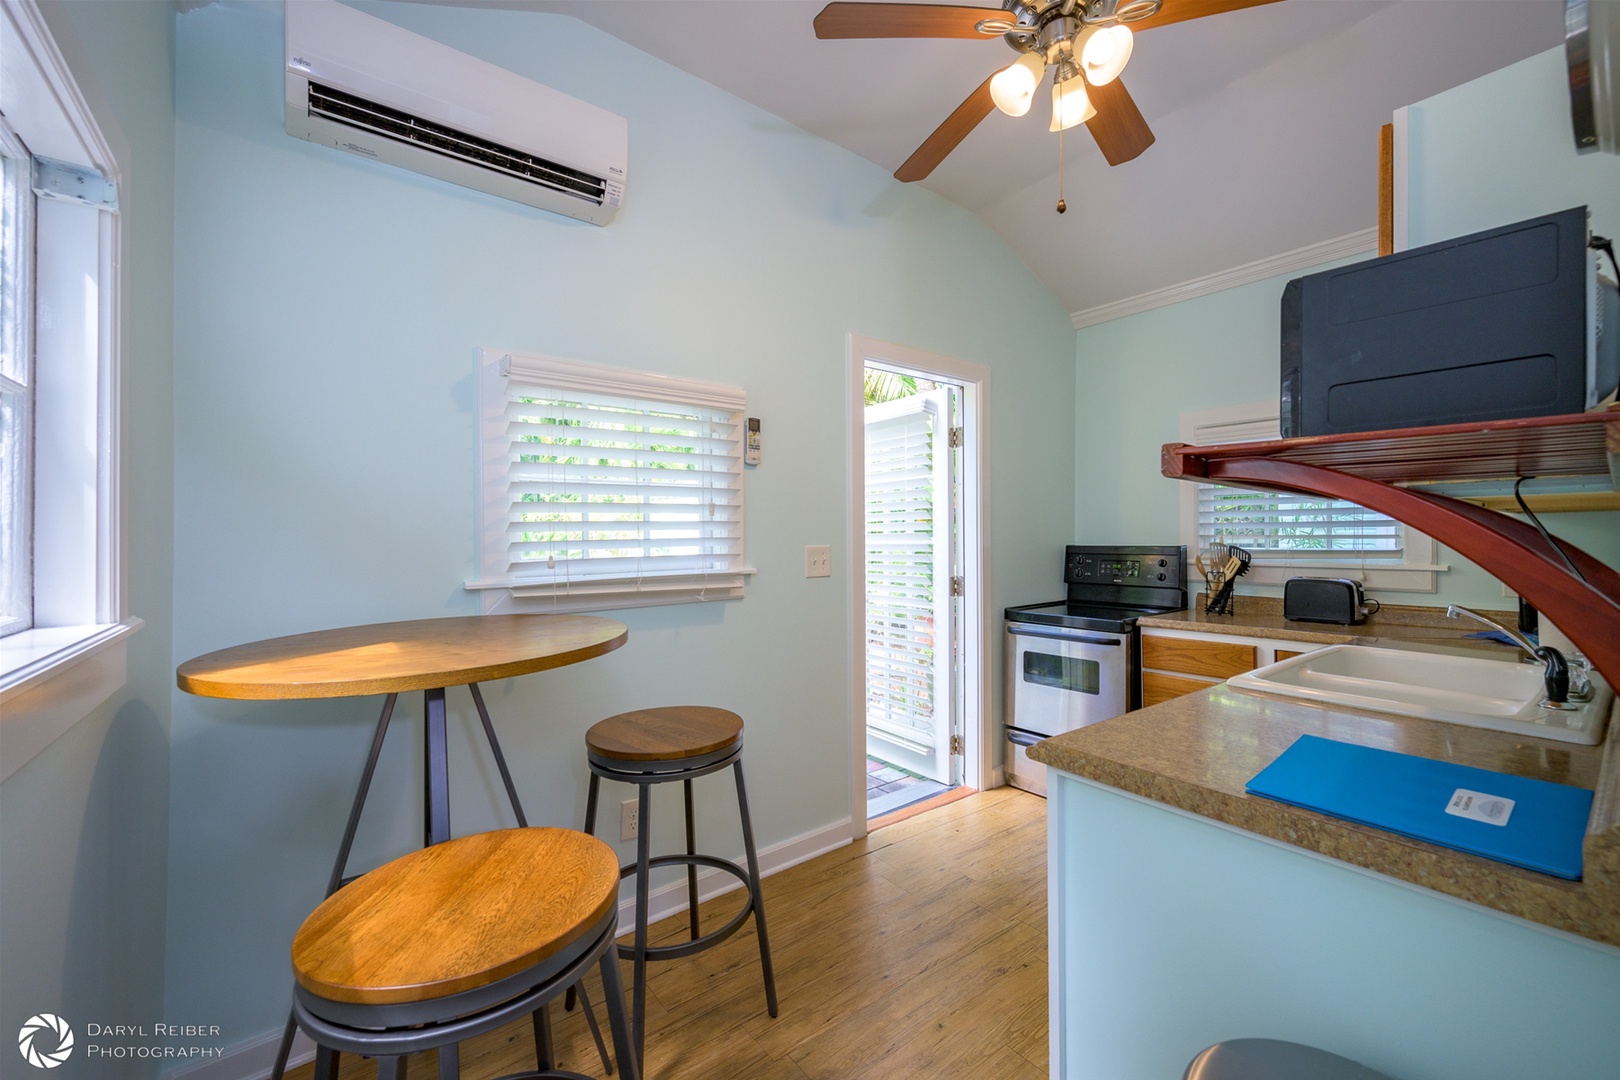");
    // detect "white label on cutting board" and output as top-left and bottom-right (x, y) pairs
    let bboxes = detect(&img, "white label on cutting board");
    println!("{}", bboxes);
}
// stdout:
(1446, 788), (1515, 826)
